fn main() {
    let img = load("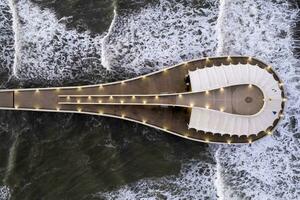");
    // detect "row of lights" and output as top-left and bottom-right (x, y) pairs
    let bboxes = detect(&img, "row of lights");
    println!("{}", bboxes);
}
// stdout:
(66, 95), (163, 100)
(65, 86), (226, 104)
(68, 95), (225, 111)
(12, 106), (275, 145)
(14, 104), (62, 111)
(12, 57), (281, 95)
